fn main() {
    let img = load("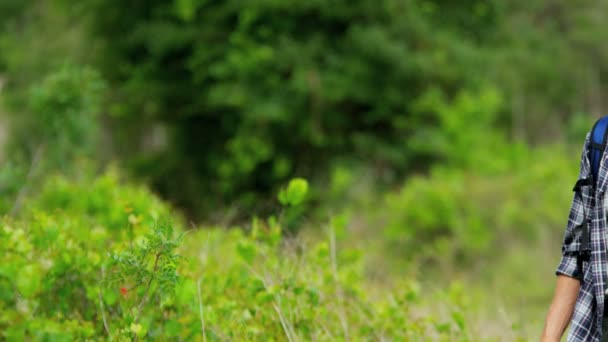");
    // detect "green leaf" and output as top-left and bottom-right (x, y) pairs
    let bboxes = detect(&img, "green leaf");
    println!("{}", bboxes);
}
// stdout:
(451, 310), (466, 331)
(130, 323), (147, 337)
(16, 264), (42, 298)
(236, 241), (256, 264)
(174, 0), (197, 22)
(278, 178), (309, 206)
